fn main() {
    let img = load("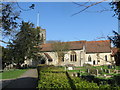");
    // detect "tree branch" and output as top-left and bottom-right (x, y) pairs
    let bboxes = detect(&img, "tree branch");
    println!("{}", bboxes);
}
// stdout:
(72, 0), (108, 16)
